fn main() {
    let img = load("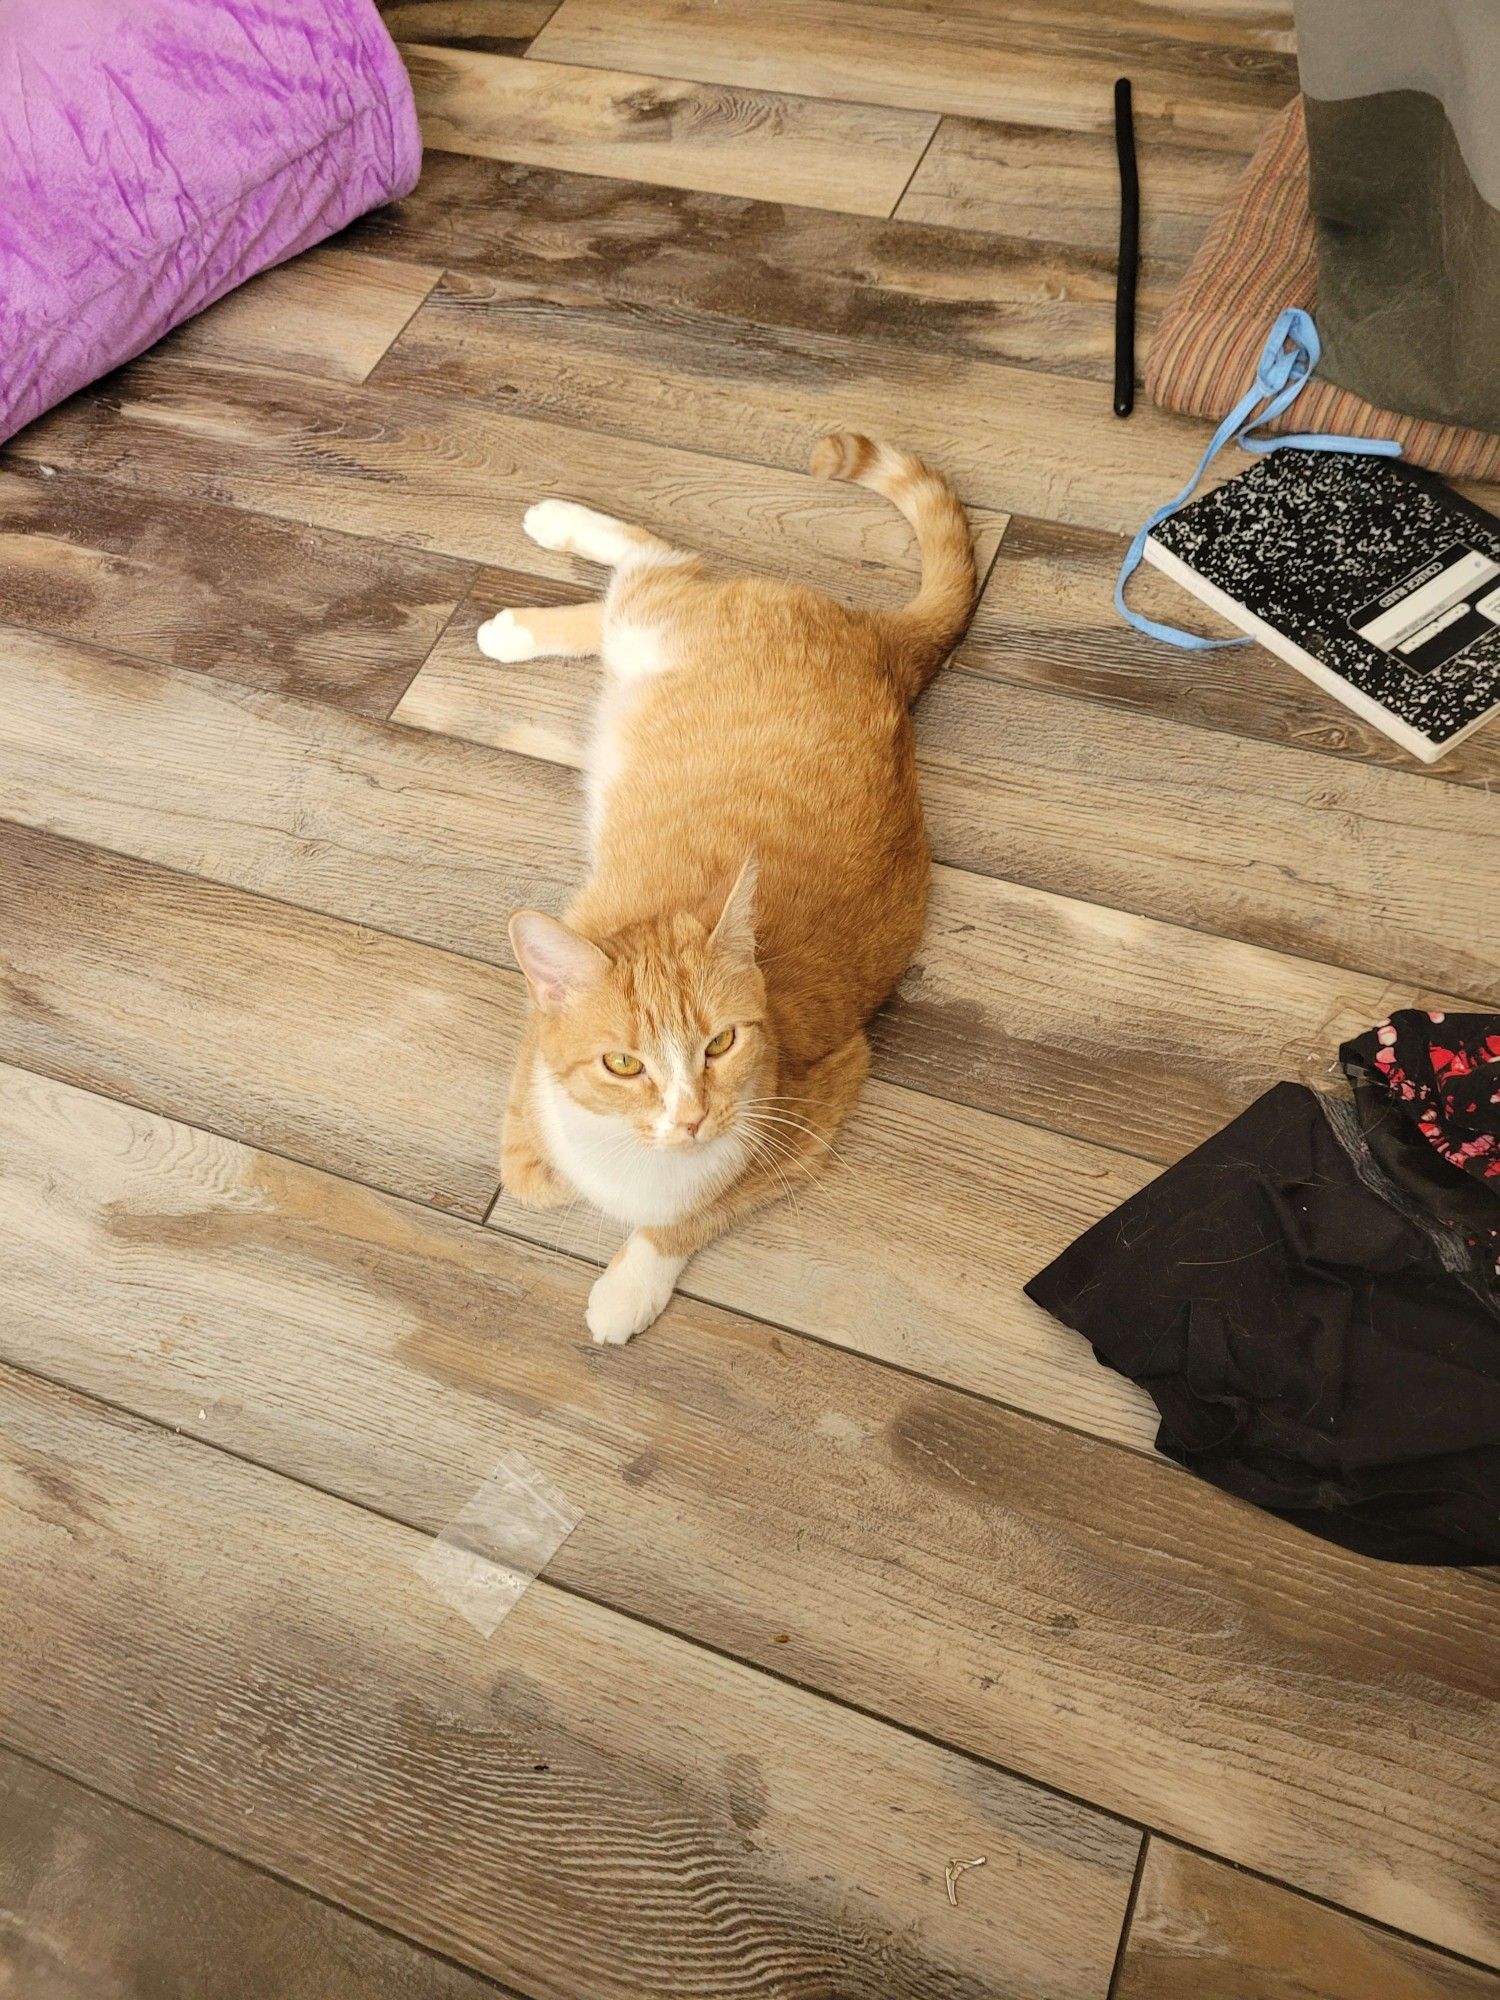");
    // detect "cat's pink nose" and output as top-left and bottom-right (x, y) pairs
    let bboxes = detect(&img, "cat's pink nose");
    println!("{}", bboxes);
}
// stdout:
(677, 1113), (705, 1139)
